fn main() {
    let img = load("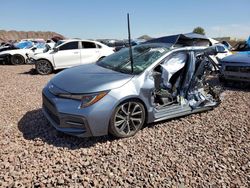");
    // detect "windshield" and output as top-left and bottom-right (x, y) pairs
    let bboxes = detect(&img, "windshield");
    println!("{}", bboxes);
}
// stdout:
(34, 42), (46, 49)
(54, 40), (64, 48)
(14, 41), (33, 49)
(97, 44), (169, 74)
